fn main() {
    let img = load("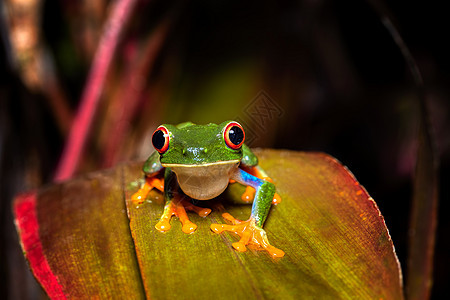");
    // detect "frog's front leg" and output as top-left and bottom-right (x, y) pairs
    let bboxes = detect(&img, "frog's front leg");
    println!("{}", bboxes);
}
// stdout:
(211, 168), (284, 258)
(131, 173), (164, 204)
(156, 169), (211, 234)
(132, 151), (165, 204)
